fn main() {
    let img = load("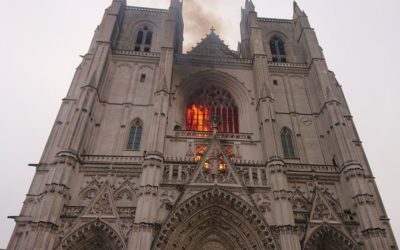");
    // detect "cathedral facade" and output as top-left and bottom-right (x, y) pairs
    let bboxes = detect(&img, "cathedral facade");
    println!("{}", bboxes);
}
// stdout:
(7, 0), (398, 249)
